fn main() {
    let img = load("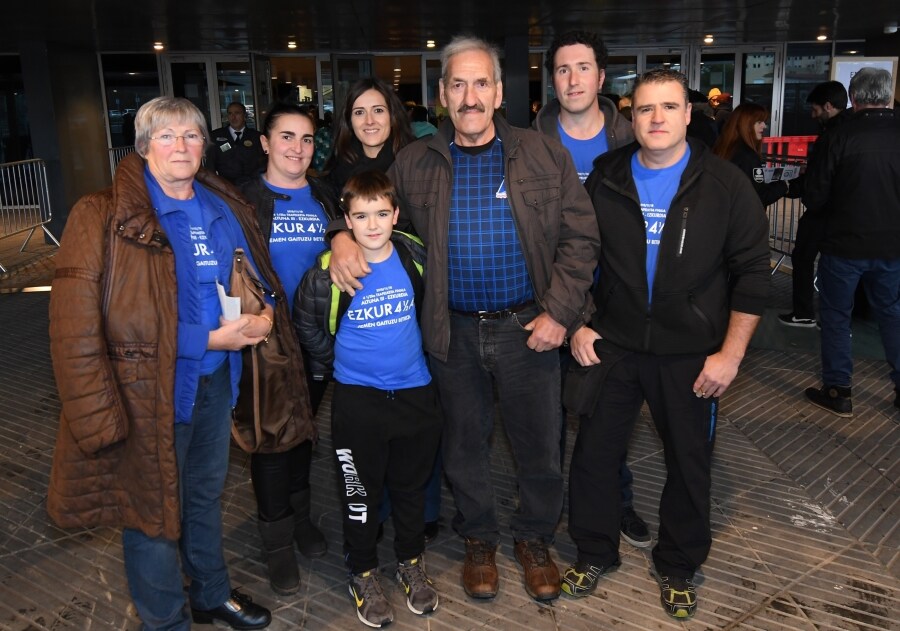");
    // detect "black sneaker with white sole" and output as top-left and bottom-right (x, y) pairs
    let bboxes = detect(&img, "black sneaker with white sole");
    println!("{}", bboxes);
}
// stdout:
(620, 505), (651, 548)
(778, 312), (817, 328)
